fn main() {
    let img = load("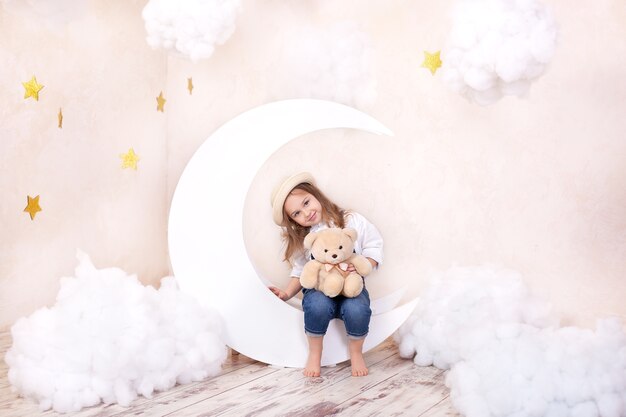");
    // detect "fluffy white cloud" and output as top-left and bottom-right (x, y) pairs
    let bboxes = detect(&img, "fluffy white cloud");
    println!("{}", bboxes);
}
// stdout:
(395, 265), (626, 417)
(447, 319), (626, 417)
(276, 21), (377, 109)
(441, 0), (557, 105)
(5, 252), (227, 413)
(142, 0), (240, 62)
